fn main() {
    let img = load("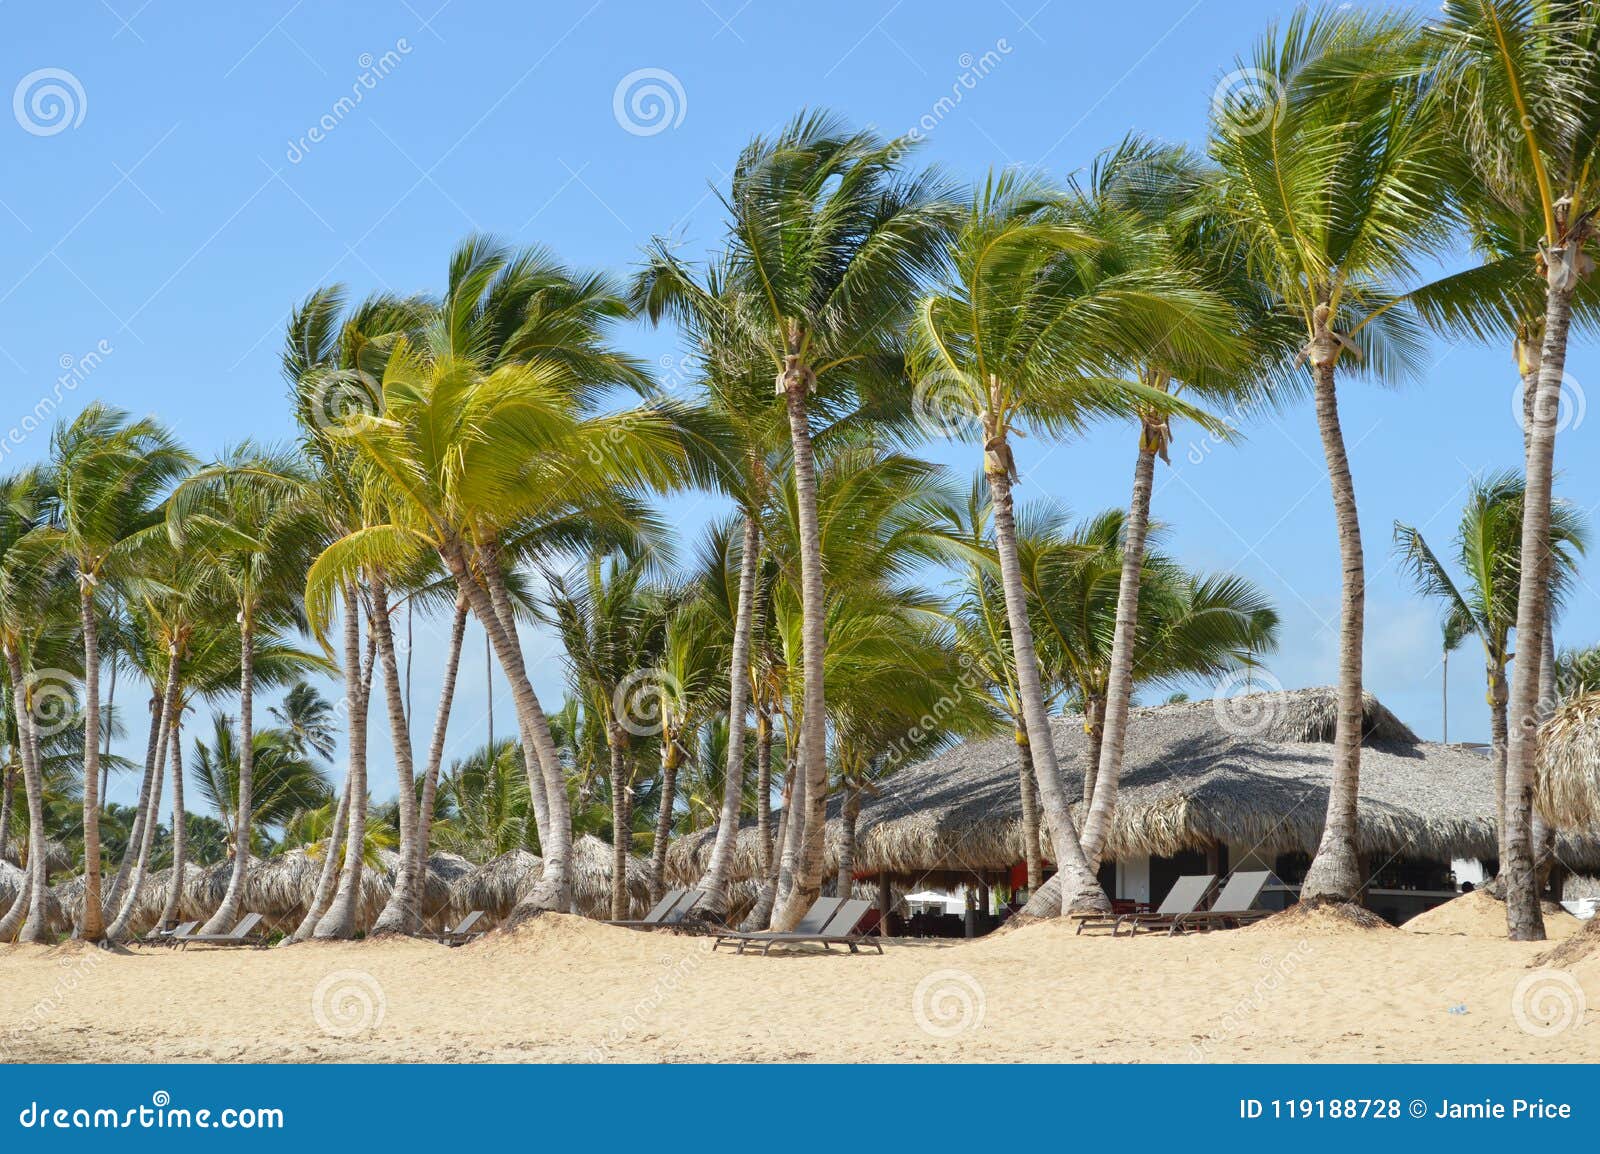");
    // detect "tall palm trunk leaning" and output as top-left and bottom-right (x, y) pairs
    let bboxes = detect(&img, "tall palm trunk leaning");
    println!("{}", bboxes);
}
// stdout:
(414, 598), (468, 889)
(694, 515), (760, 920)
(202, 609), (255, 934)
(369, 570), (422, 935)
(314, 584), (372, 939)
